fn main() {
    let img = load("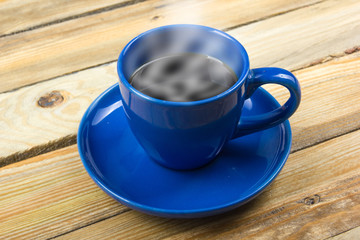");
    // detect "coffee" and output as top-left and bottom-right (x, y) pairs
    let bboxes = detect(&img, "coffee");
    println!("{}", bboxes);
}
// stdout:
(129, 53), (237, 102)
